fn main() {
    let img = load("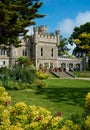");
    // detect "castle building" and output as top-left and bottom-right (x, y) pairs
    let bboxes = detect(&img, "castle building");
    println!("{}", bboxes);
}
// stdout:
(0, 25), (85, 71)
(30, 25), (60, 69)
